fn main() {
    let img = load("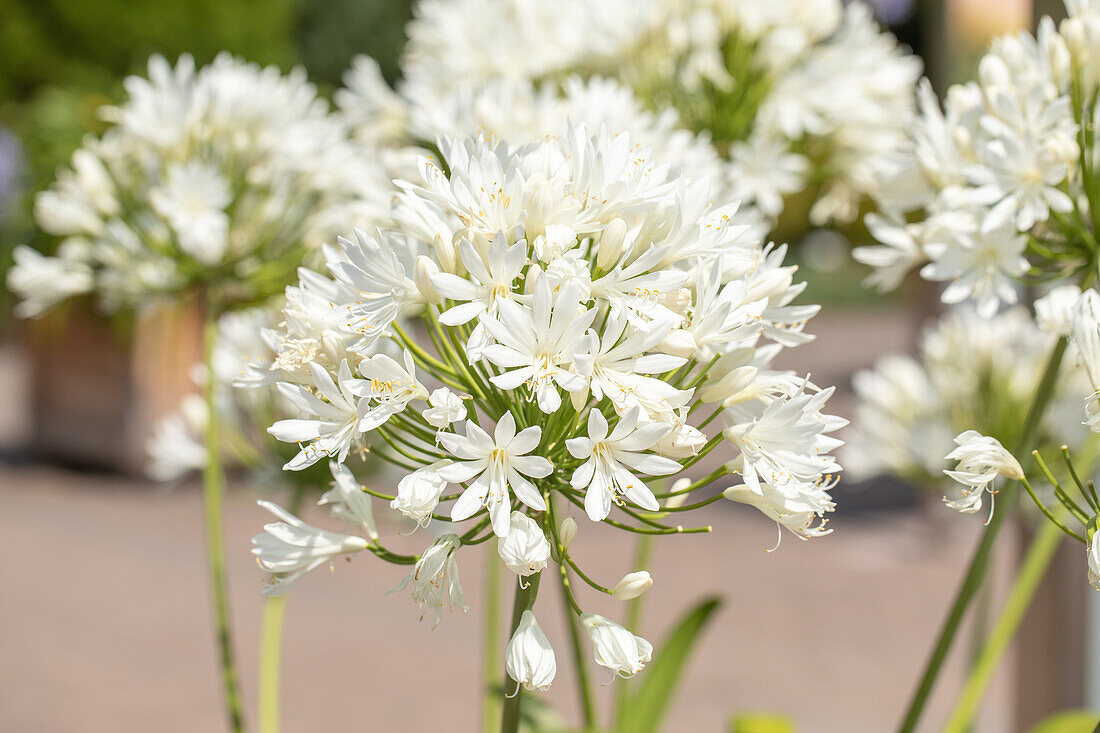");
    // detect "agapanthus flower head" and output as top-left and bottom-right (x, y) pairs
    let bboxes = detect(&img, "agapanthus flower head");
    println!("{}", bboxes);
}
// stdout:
(253, 122), (842, 692)
(8, 53), (387, 316)
(339, 0), (919, 229)
(856, 0), (1100, 316)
